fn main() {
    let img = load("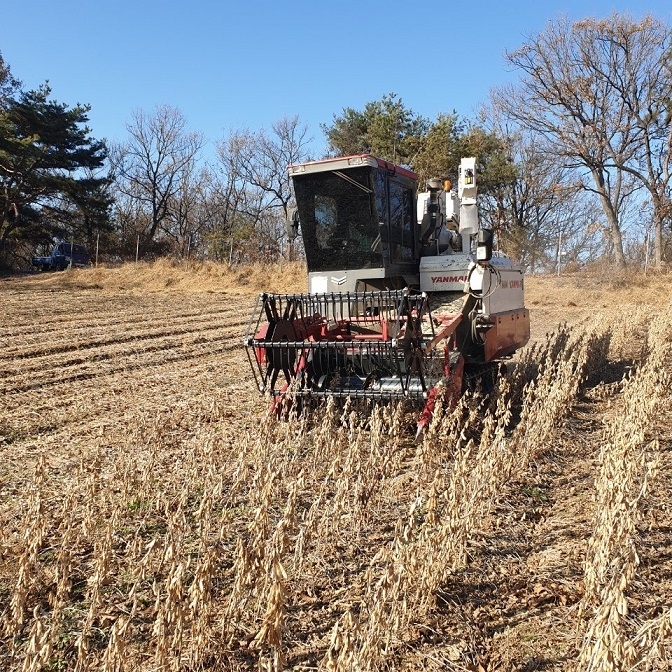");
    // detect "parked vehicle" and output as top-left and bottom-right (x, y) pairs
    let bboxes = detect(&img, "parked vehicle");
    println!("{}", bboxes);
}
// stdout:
(32, 242), (91, 271)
